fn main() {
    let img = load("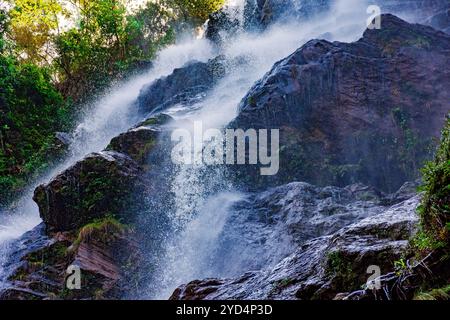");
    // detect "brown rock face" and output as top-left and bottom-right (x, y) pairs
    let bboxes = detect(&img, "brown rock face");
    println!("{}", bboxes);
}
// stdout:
(231, 14), (450, 192)
(0, 222), (142, 300)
